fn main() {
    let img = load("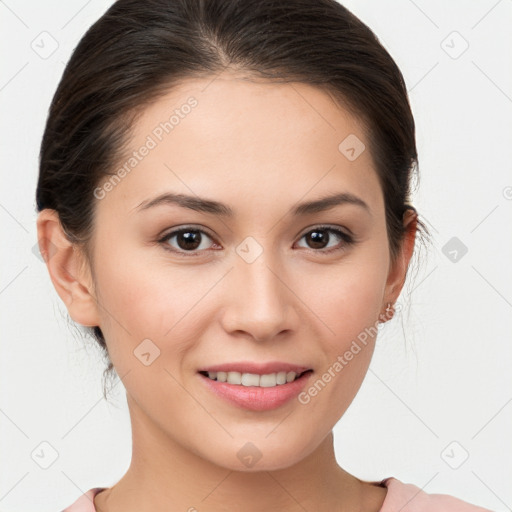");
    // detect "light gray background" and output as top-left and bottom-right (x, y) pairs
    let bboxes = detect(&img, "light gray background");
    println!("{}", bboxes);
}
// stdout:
(1, 1), (511, 510)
